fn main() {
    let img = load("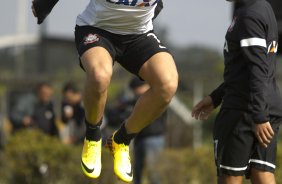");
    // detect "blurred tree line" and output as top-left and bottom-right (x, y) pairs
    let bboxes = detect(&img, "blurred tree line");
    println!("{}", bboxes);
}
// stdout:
(1, 129), (282, 184)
